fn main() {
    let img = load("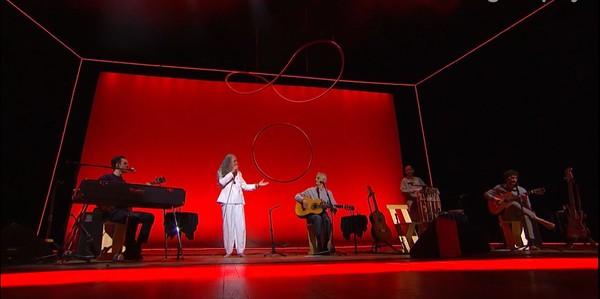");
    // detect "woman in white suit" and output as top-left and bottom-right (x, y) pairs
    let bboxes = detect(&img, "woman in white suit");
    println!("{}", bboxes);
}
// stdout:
(216, 154), (269, 257)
